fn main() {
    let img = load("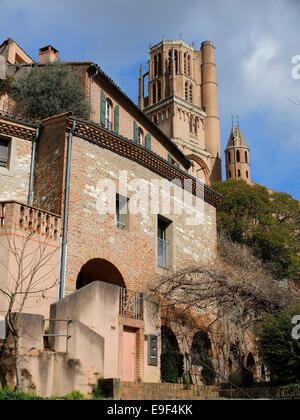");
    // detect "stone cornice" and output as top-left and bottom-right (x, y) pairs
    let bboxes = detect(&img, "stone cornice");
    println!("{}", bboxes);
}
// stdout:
(172, 137), (210, 158)
(0, 117), (37, 141)
(144, 96), (206, 118)
(67, 116), (223, 207)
